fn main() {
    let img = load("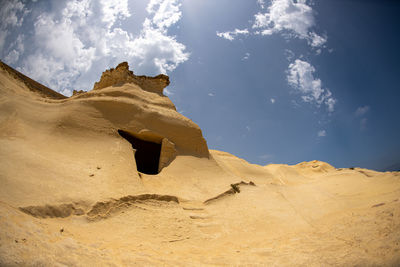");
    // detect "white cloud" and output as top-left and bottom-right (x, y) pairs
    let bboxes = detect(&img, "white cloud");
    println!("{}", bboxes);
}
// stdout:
(317, 130), (326, 137)
(4, 49), (20, 64)
(257, 0), (266, 9)
(355, 105), (370, 117)
(34, 10), (96, 70)
(100, 0), (130, 28)
(246, 125), (251, 132)
(105, 0), (188, 75)
(22, 53), (71, 93)
(208, 92), (215, 97)
(287, 59), (336, 112)
(214, 1), (333, 116)
(0, 0), (26, 28)
(309, 32), (327, 48)
(253, 12), (269, 31)
(146, 0), (182, 31)
(242, 52), (250, 60)
(270, 98), (276, 104)
(0, 0), (27, 53)
(325, 96), (336, 113)
(216, 28), (249, 41)
(131, 25), (189, 74)
(7, 0), (188, 95)
(284, 49), (295, 61)
(4, 33), (25, 64)
(20, 0), (97, 94)
(355, 106), (369, 130)
(252, 0), (326, 48)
